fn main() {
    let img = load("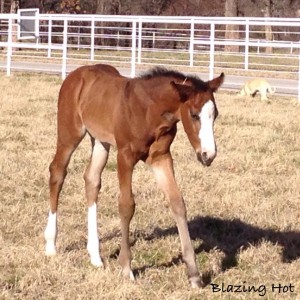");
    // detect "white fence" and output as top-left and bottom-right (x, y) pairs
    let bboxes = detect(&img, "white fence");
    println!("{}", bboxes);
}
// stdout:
(0, 12), (300, 99)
